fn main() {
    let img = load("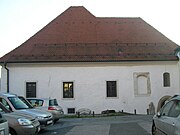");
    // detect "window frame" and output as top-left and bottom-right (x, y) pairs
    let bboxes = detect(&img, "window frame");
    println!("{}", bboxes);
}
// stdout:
(106, 81), (117, 98)
(63, 82), (74, 99)
(163, 72), (170, 87)
(67, 108), (75, 114)
(26, 82), (37, 98)
(133, 72), (151, 96)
